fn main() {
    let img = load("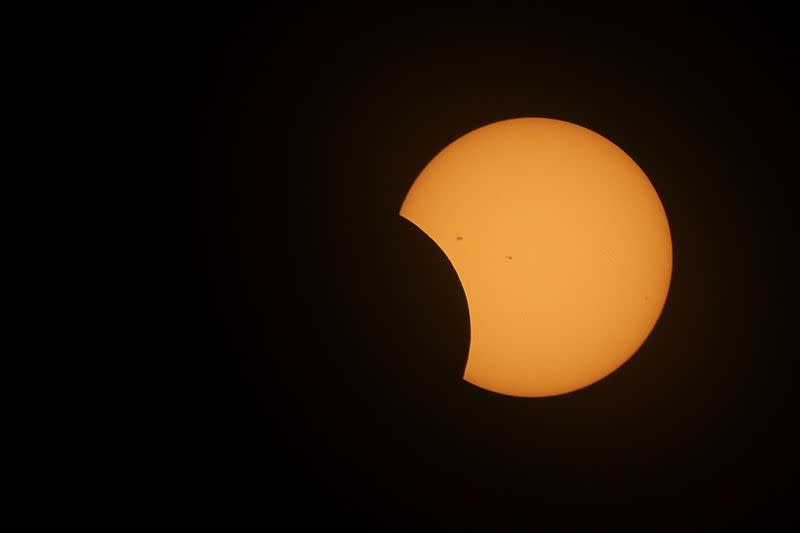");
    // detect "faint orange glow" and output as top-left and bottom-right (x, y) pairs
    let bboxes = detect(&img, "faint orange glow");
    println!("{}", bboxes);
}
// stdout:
(400, 118), (672, 397)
